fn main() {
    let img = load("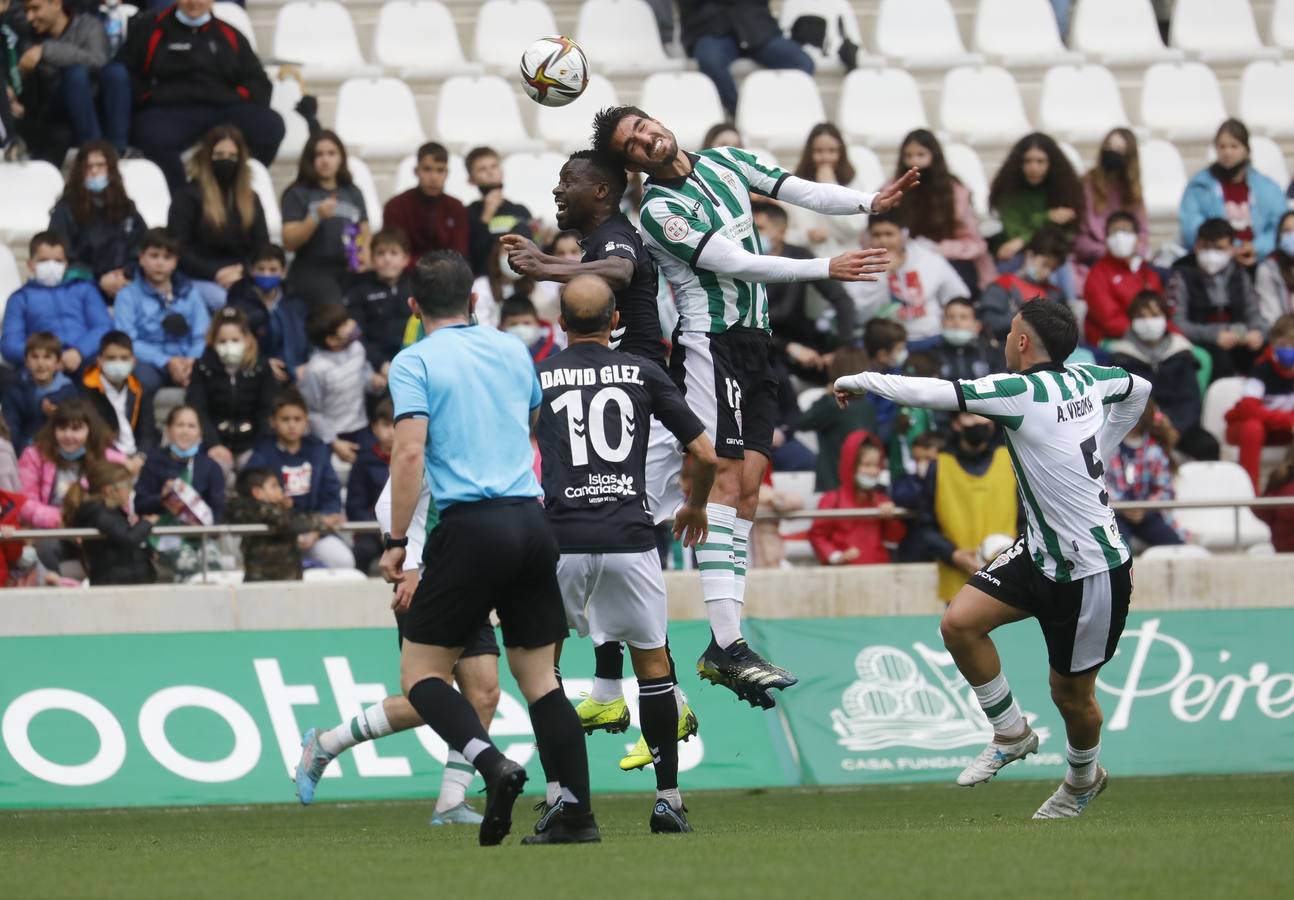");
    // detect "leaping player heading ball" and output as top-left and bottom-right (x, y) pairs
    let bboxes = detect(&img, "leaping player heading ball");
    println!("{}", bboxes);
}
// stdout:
(591, 105), (919, 706)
